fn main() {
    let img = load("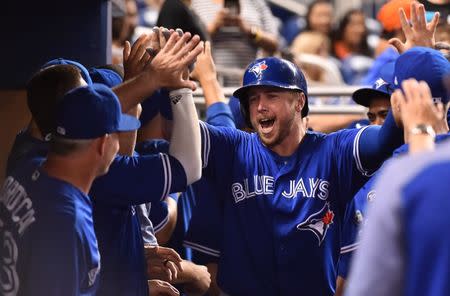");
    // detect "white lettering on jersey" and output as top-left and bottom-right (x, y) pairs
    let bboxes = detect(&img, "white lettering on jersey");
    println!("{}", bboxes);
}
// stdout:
(282, 178), (330, 200)
(232, 175), (274, 203)
(232, 176), (329, 203)
(0, 231), (19, 296)
(0, 177), (36, 236)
